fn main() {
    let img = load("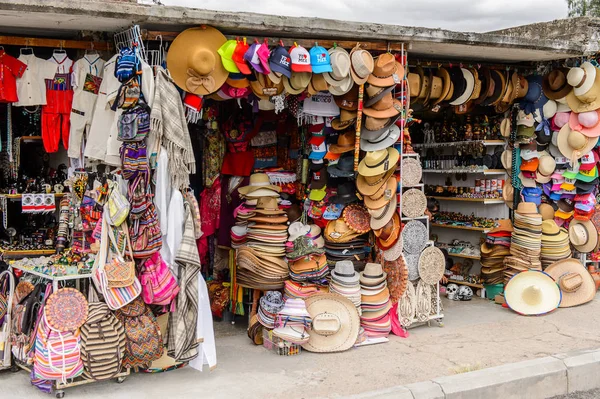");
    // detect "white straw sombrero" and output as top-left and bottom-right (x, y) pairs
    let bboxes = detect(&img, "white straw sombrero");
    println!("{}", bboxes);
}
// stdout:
(504, 270), (561, 316)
